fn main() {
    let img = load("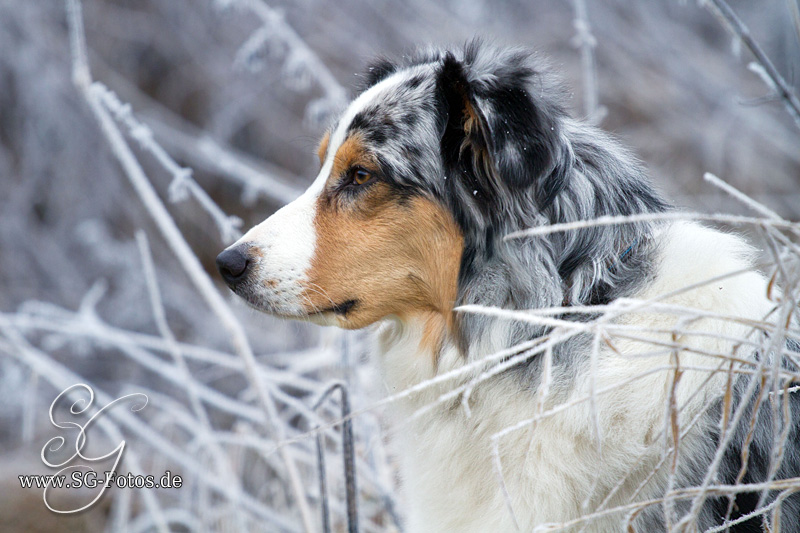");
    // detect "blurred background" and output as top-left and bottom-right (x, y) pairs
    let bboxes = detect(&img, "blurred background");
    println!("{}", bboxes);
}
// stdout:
(1, 0), (799, 531)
